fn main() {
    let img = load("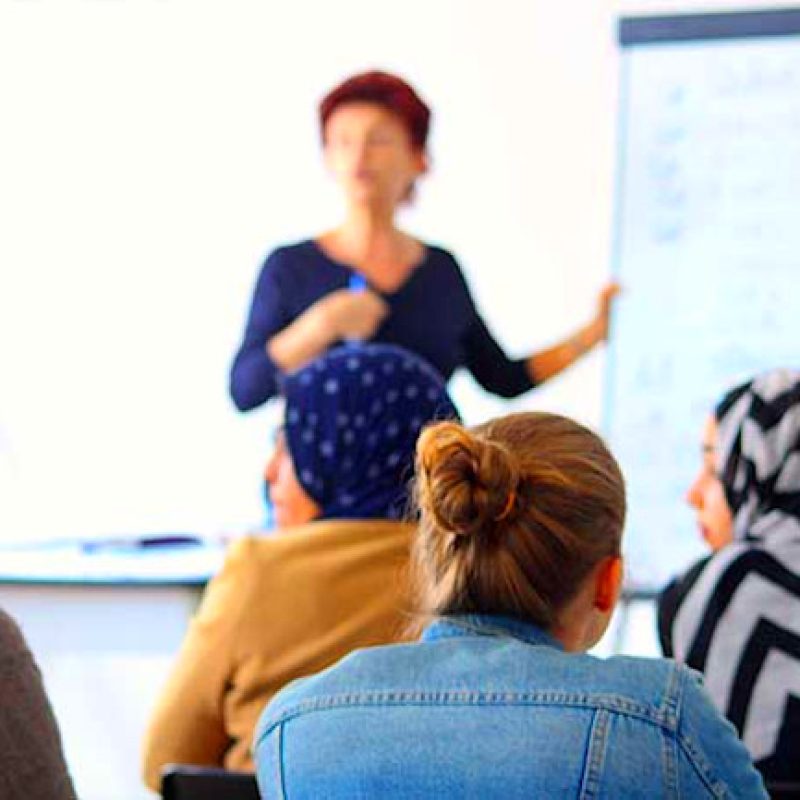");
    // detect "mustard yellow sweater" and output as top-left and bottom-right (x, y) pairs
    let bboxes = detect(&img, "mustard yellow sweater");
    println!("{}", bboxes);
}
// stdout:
(142, 520), (414, 790)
